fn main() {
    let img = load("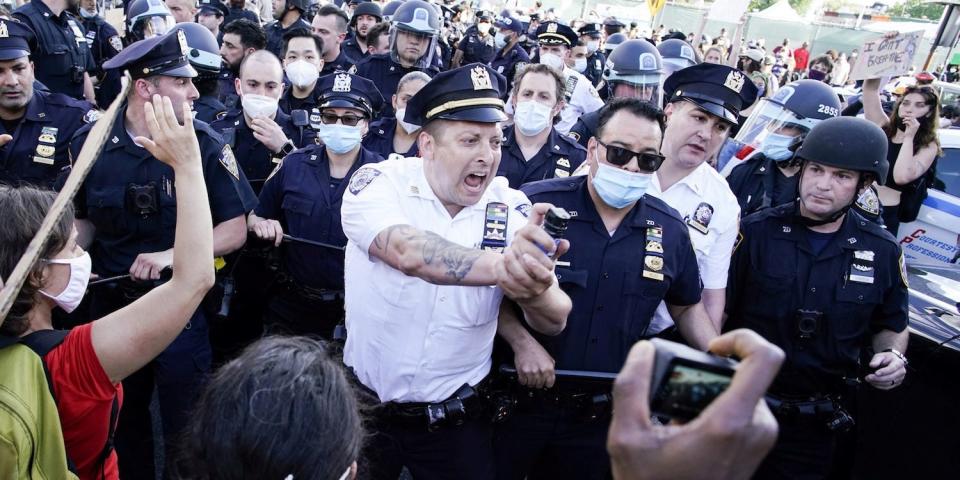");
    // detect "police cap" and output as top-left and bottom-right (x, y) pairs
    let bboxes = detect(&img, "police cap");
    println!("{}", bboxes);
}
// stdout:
(403, 63), (507, 127)
(578, 22), (602, 38)
(197, 0), (229, 18)
(317, 71), (385, 118)
(536, 22), (577, 47)
(495, 14), (523, 34)
(0, 20), (36, 61)
(664, 63), (758, 124)
(103, 29), (197, 79)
